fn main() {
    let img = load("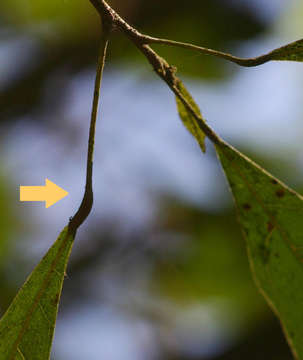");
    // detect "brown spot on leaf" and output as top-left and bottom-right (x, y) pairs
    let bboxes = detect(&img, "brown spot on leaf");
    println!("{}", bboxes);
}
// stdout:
(276, 189), (285, 198)
(52, 292), (60, 306)
(267, 222), (274, 232)
(241, 227), (250, 238)
(243, 203), (251, 211)
(271, 179), (278, 185)
(259, 244), (270, 264)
